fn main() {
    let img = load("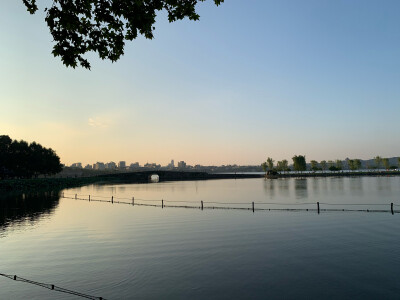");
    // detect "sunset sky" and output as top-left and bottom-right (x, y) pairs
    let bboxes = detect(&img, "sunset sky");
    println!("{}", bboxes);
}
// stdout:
(1, 0), (400, 166)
